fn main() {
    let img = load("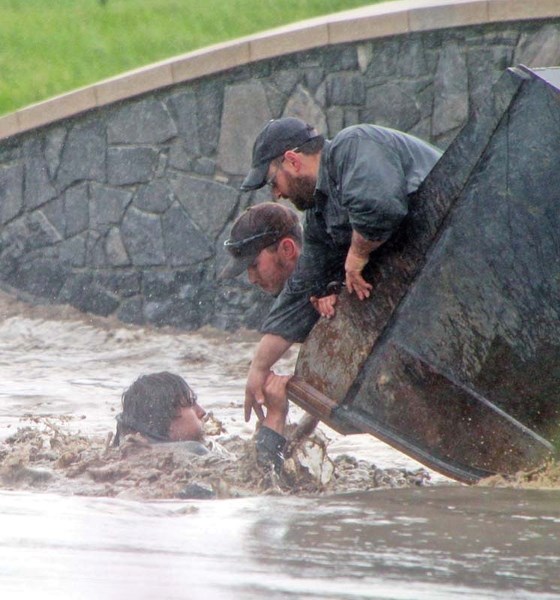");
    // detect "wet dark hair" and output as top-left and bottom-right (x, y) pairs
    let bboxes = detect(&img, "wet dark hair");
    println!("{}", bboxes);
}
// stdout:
(114, 372), (196, 445)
